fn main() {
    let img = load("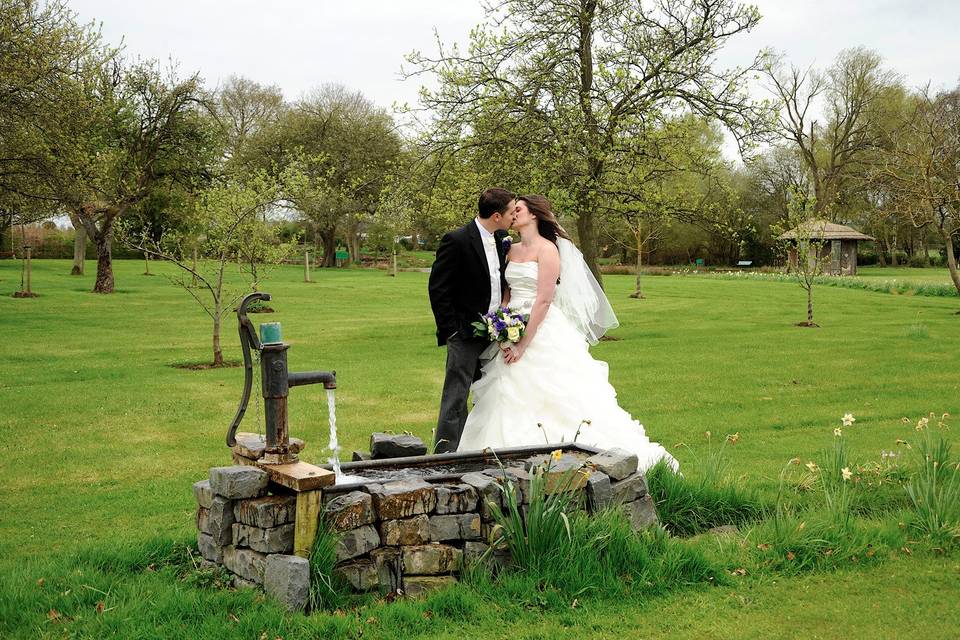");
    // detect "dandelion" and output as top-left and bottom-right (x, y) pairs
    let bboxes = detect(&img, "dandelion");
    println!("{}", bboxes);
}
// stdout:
(841, 467), (853, 481)
(842, 413), (855, 427)
(805, 461), (818, 473)
(834, 427), (842, 437)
